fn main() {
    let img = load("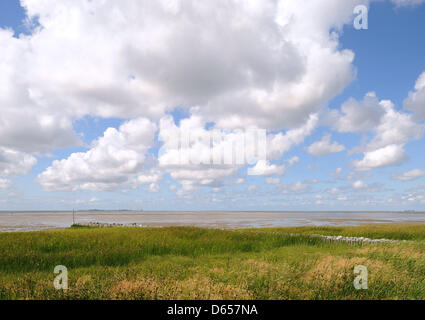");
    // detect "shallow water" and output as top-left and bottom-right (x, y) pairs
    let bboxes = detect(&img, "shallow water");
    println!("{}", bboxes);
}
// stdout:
(1, 211), (425, 232)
